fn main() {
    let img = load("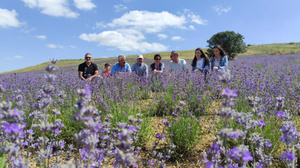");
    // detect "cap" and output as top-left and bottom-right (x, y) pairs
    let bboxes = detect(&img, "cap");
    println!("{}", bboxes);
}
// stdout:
(137, 54), (144, 59)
